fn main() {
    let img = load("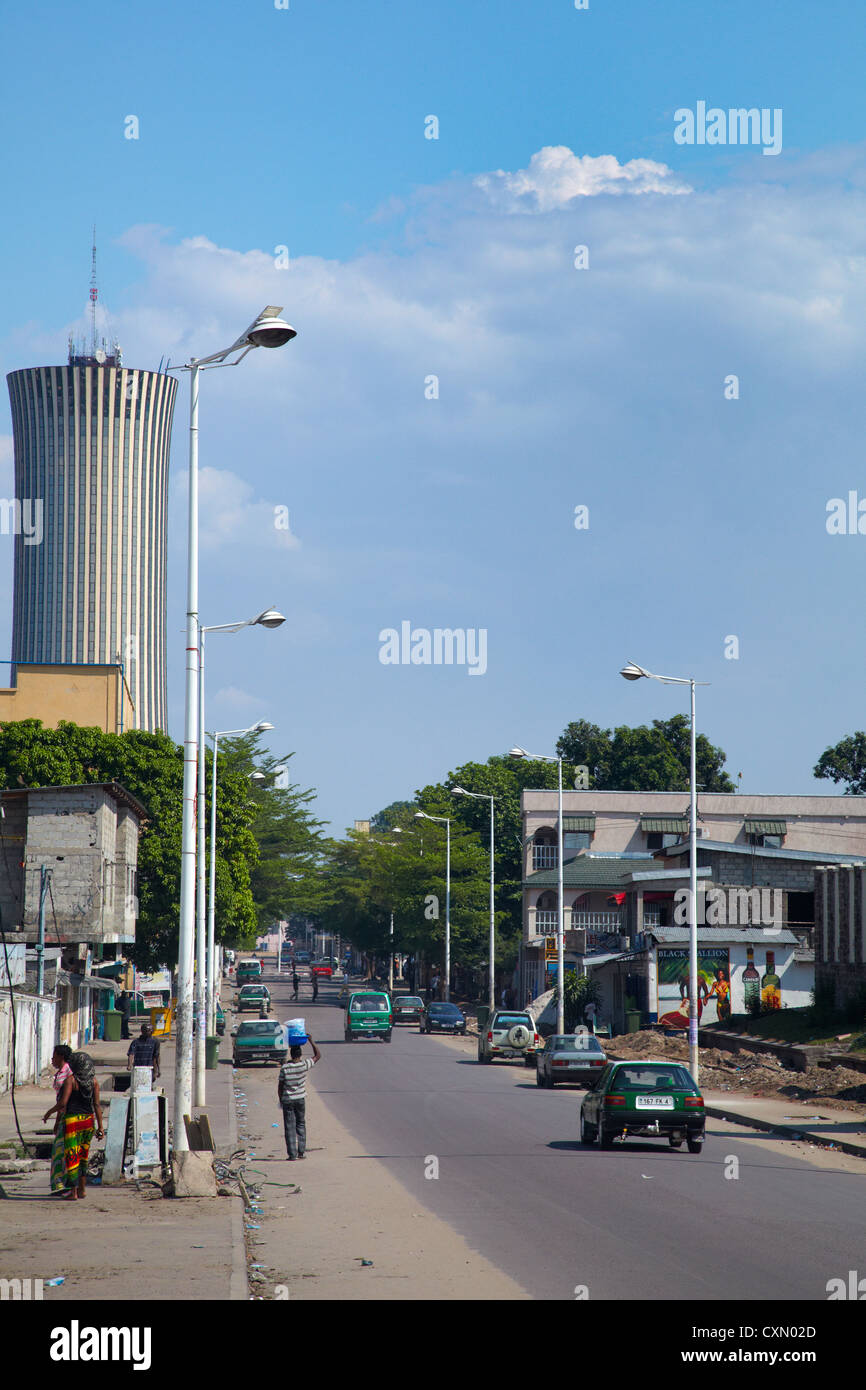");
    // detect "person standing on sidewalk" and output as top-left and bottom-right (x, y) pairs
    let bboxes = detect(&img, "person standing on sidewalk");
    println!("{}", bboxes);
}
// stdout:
(277, 1035), (321, 1161)
(127, 1024), (161, 1083)
(311, 972), (319, 1003)
(48, 1052), (104, 1198)
(291, 969), (299, 1001)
